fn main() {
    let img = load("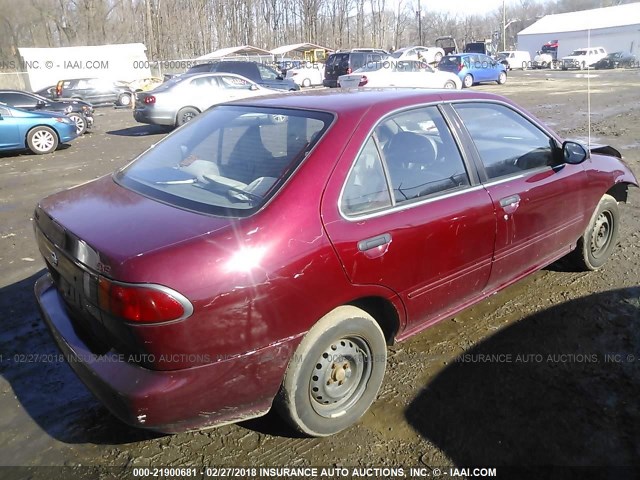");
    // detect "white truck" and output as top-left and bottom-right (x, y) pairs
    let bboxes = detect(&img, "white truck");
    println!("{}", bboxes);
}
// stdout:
(561, 47), (608, 70)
